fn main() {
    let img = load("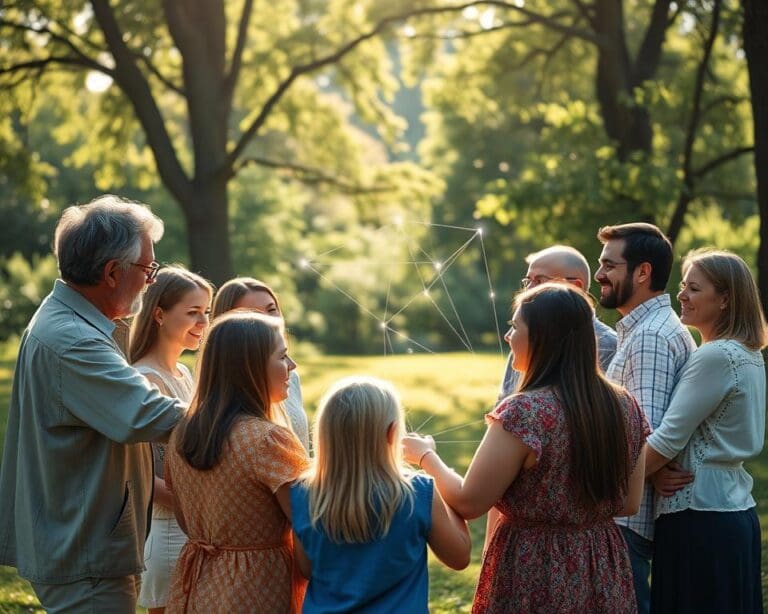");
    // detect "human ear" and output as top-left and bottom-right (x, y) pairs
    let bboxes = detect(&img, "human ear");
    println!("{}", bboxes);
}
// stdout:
(103, 260), (121, 288)
(154, 307), (164, 326)
(386, 421), (397, 445)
